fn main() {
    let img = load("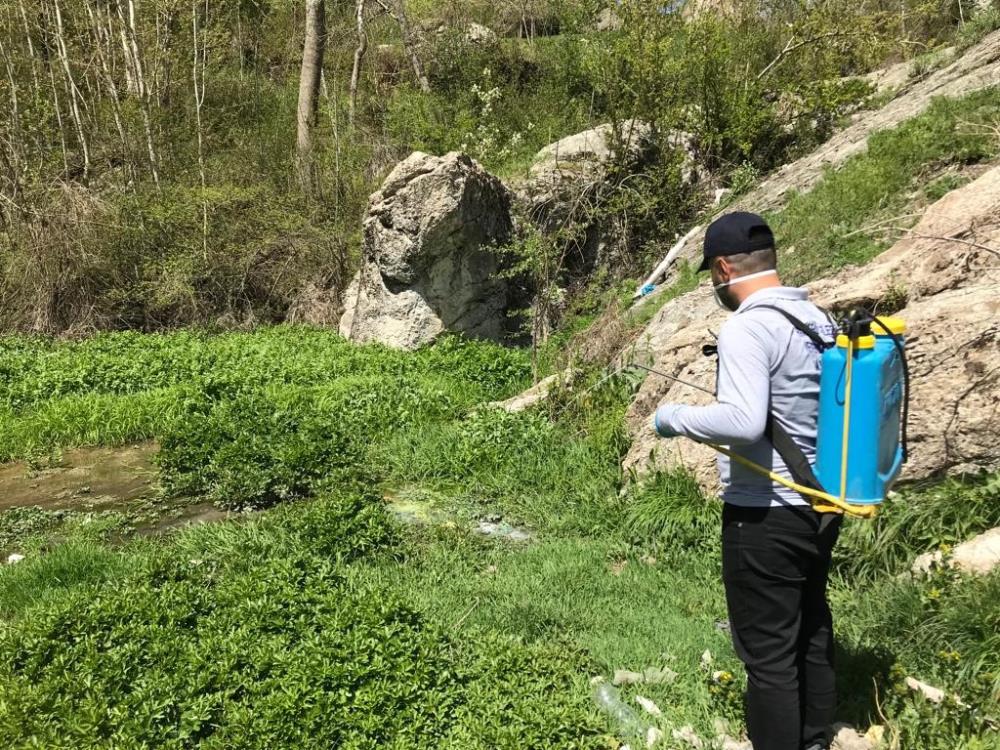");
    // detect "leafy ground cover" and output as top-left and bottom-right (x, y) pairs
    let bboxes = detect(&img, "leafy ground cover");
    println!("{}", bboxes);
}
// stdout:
(0, 326), (997, 748)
